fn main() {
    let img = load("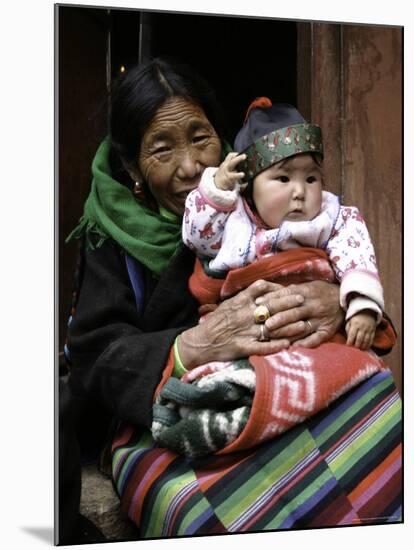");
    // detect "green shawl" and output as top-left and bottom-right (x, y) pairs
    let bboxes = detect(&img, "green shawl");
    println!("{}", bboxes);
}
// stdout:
(67, 138), (181, 276)
(67, 137), (231, 276)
